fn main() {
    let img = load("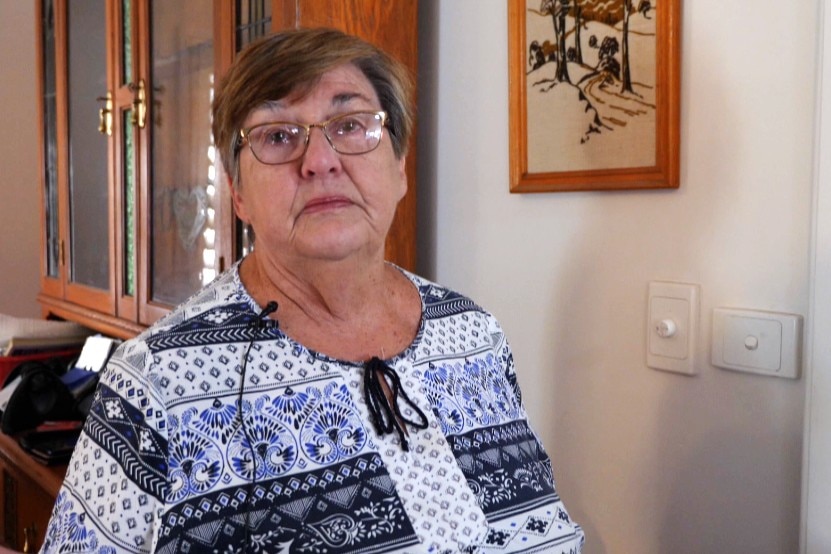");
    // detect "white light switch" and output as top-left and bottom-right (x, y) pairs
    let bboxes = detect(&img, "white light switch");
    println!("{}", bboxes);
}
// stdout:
(711, 308), (802, 379)
(647, 282), (699, 375)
